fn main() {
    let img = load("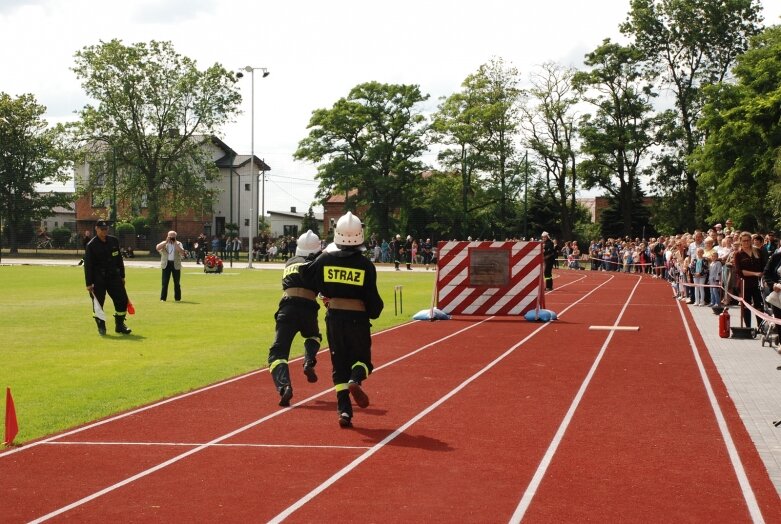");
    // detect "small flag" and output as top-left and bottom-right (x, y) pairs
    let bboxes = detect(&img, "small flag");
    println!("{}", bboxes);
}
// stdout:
(127, 300), (135, 315)
(4, 387), (18, 446)
(91, 293), (106, 321)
